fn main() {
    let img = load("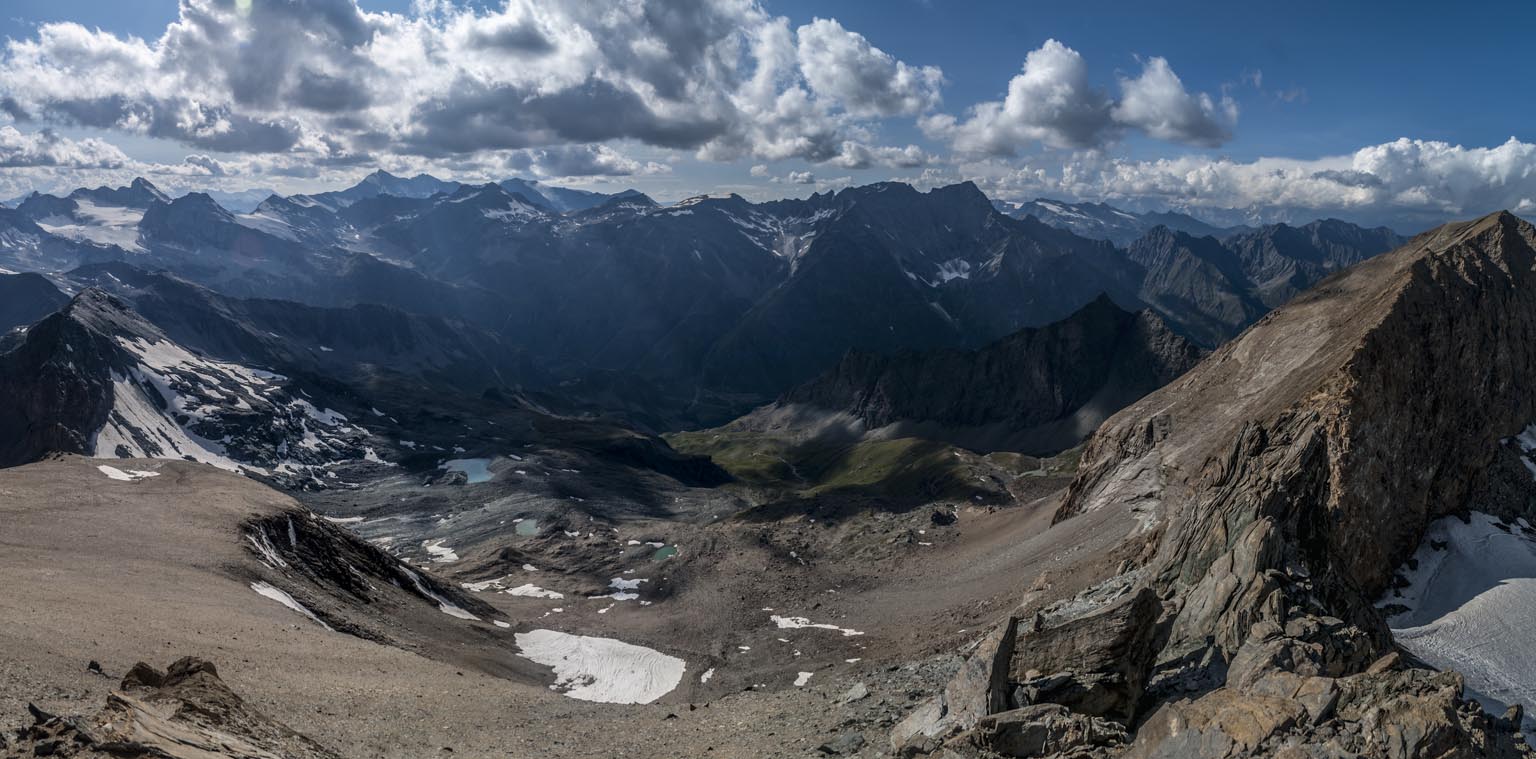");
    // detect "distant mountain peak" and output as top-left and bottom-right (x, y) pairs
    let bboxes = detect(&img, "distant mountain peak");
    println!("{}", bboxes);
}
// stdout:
(162, 191), (232, 216)
(129, 177), (167, 198)
(64, 177), (169, 209)
(312, 170), (462, 207)
(998, 197), (1231, 246)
